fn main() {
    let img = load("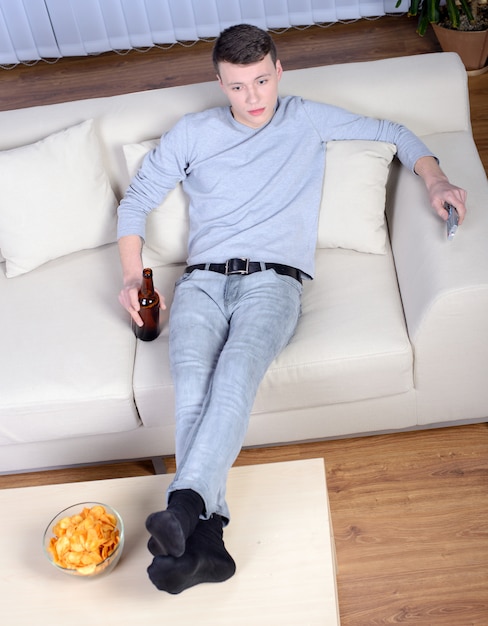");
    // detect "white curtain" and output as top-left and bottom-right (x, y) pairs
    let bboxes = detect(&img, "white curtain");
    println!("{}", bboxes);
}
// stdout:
(0, 0), (408, 66)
